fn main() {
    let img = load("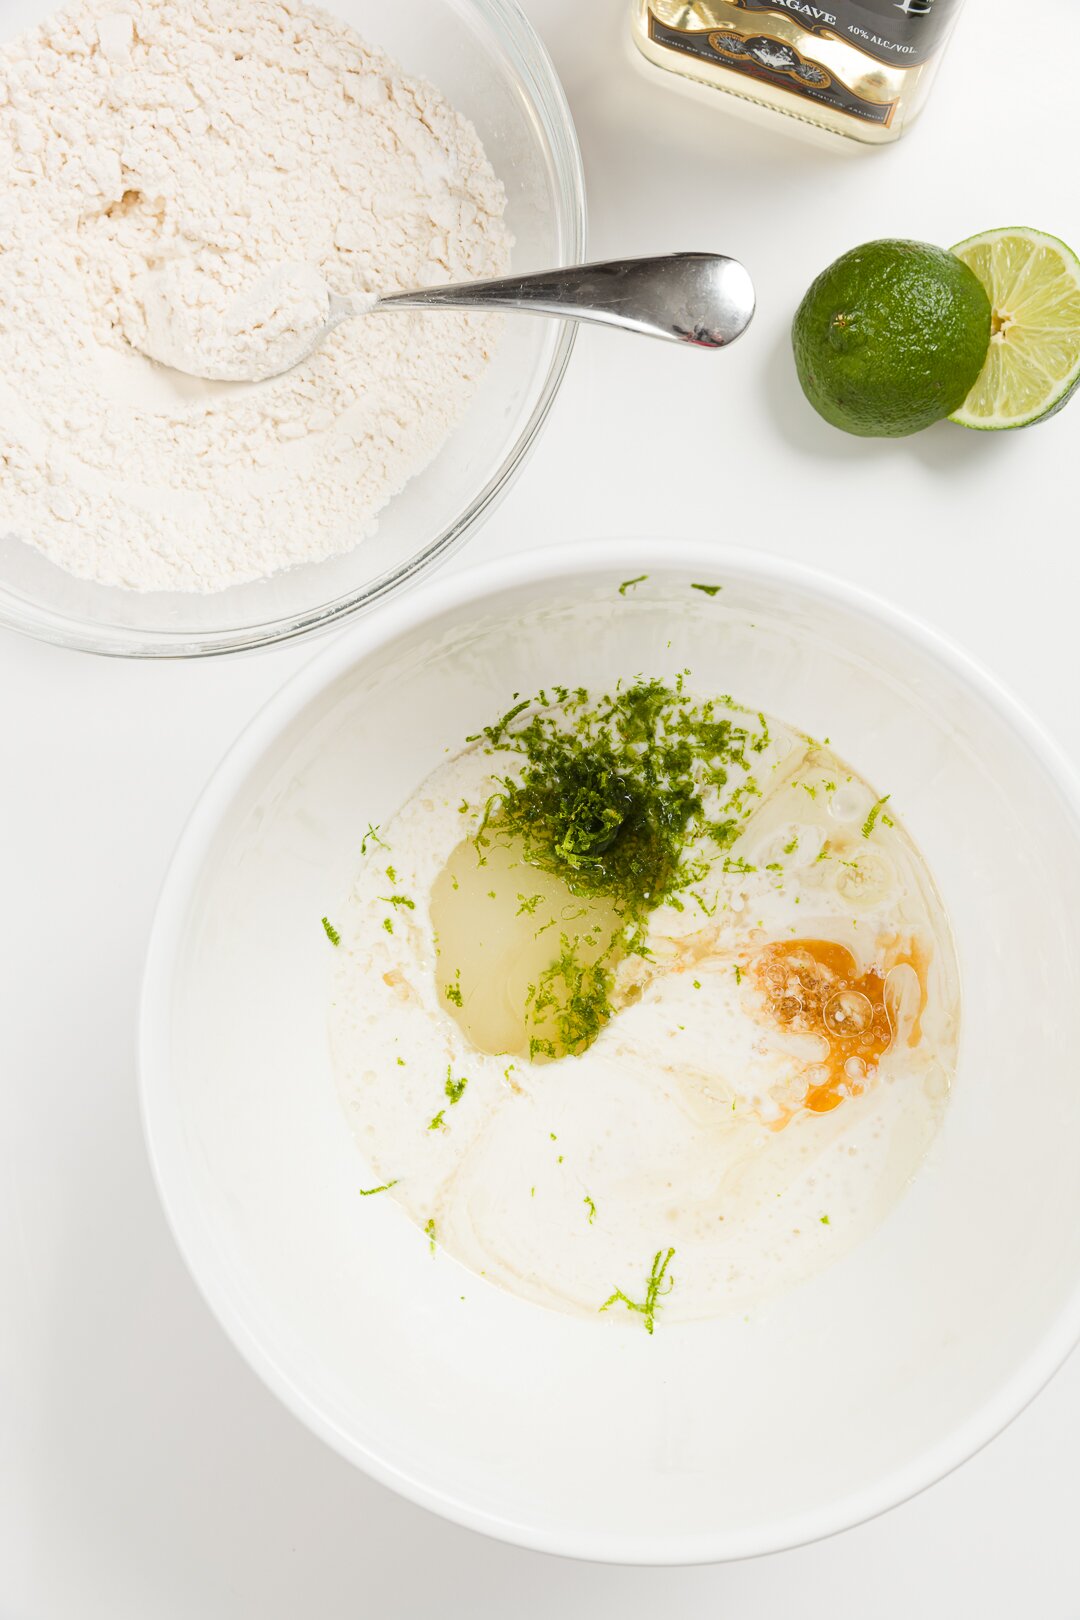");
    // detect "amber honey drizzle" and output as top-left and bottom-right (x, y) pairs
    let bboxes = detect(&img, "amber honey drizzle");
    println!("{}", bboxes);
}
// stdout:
(752, 939), (899, 1115)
